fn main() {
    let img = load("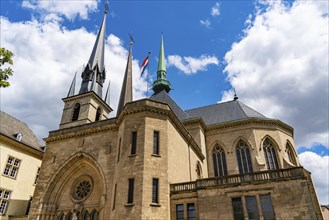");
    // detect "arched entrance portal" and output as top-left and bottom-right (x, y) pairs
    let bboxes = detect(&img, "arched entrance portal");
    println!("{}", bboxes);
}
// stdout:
(38, 153), (106, 220)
